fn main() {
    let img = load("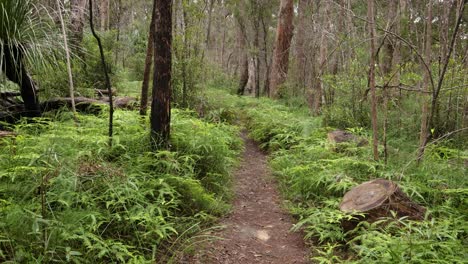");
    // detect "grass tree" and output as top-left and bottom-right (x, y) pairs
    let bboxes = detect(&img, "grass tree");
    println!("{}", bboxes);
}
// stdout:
(0, 0), (58, 116)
